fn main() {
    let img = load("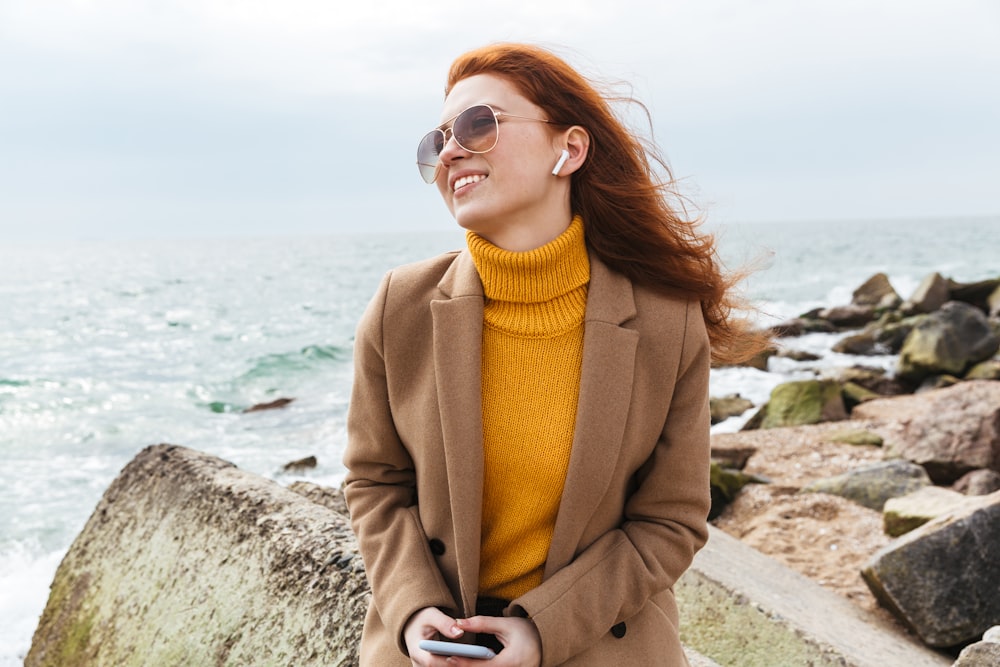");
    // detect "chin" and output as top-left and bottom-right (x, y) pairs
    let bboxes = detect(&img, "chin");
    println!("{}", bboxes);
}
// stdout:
(451, 206), (492, 234)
